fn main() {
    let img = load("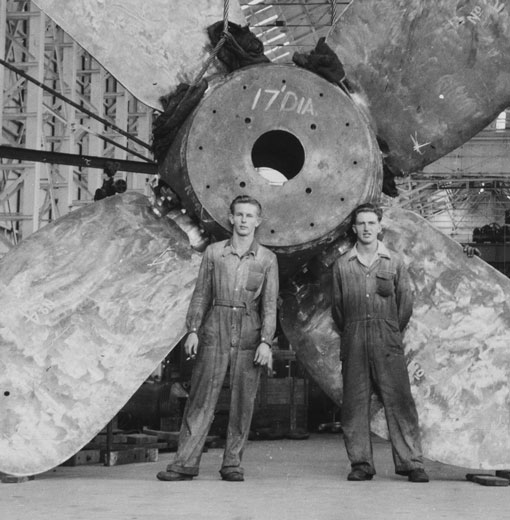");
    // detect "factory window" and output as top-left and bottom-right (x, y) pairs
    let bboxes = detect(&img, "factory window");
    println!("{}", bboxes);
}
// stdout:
(495, 110), (508, 131)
